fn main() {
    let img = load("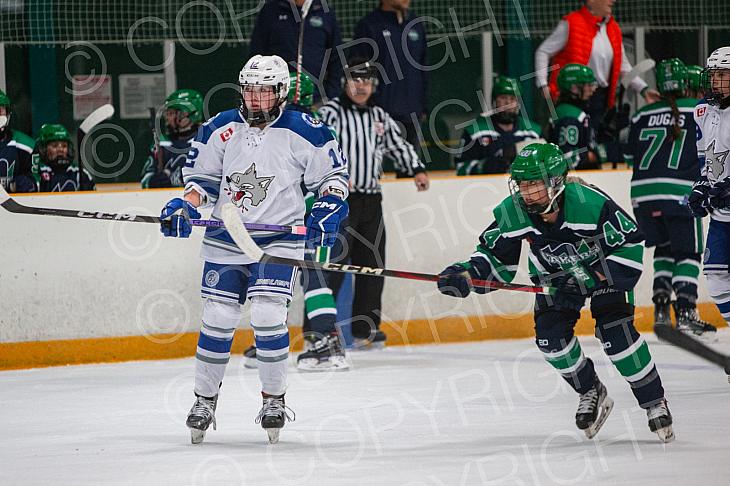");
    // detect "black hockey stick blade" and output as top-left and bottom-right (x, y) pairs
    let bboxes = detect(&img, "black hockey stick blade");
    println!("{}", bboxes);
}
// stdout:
(654, 324), (730, 374)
